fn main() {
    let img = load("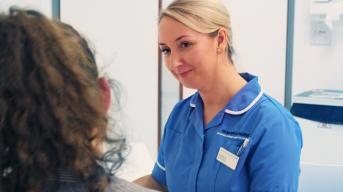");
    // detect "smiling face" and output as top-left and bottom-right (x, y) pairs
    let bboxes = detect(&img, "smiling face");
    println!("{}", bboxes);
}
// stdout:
(158, 16), (219, 90)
